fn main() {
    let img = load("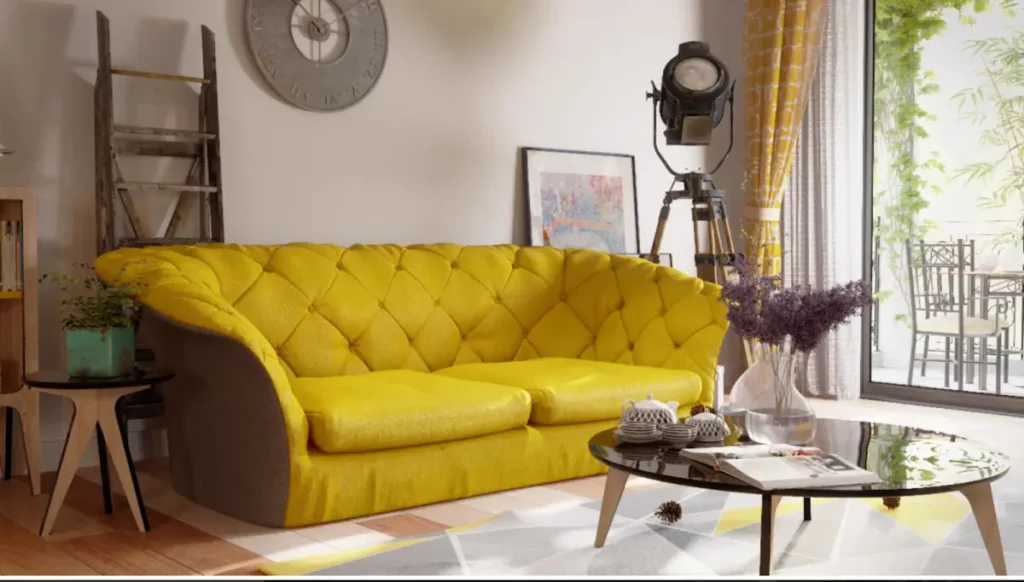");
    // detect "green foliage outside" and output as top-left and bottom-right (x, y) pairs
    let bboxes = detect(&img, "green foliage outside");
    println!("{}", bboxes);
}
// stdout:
(952, 1), (1024, 249)
(873, 0), (1002, 324)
